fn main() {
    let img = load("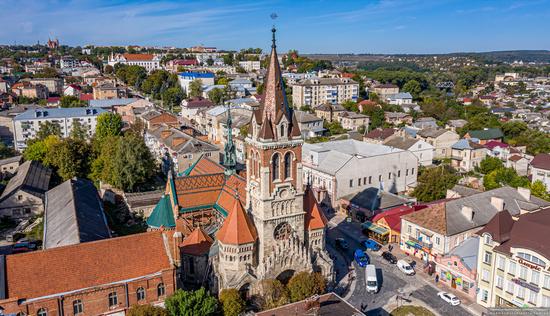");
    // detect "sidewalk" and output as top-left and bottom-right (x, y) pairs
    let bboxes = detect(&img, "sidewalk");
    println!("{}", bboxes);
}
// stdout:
(326, 215), (357, 299)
